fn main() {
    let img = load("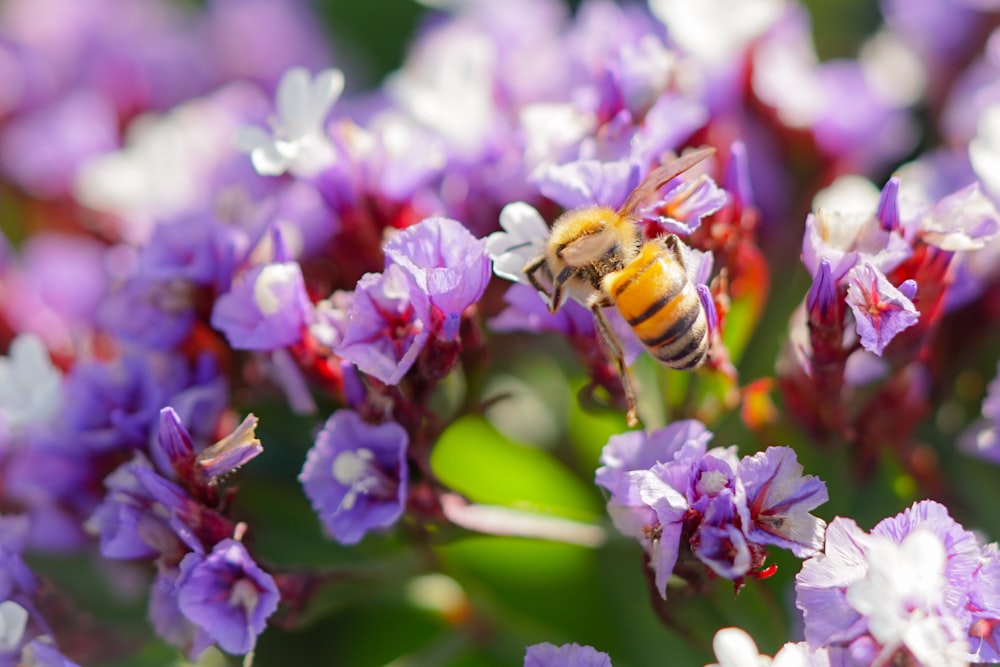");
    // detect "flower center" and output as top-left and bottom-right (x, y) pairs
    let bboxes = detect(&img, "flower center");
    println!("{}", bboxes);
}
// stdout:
(228, 577), (260, 613)
(331, 448), (395, 511)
